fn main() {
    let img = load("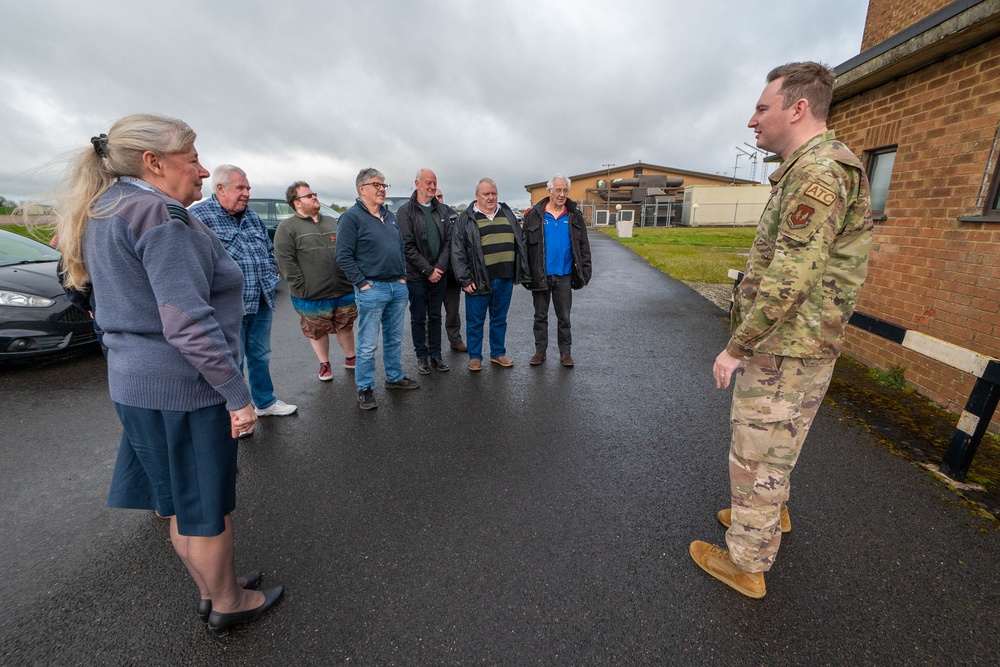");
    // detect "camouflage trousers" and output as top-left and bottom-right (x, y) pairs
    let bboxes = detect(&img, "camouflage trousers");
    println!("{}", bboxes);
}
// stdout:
(725, 353), (837, 573)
